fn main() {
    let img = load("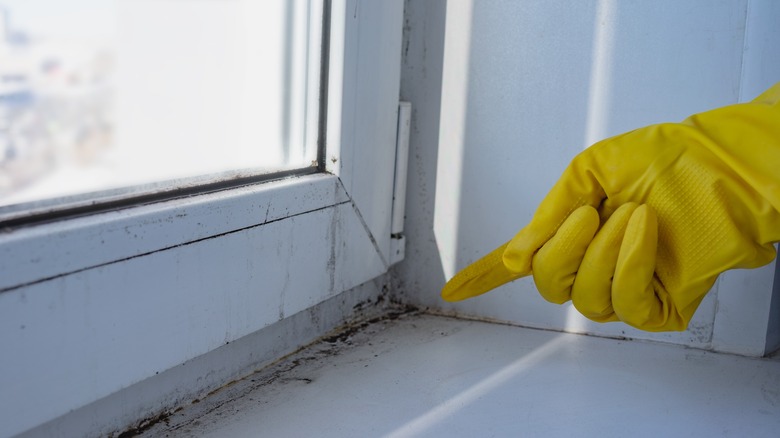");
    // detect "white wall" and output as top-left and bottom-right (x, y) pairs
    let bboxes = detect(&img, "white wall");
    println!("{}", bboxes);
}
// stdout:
(396, 0), (780, 355)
